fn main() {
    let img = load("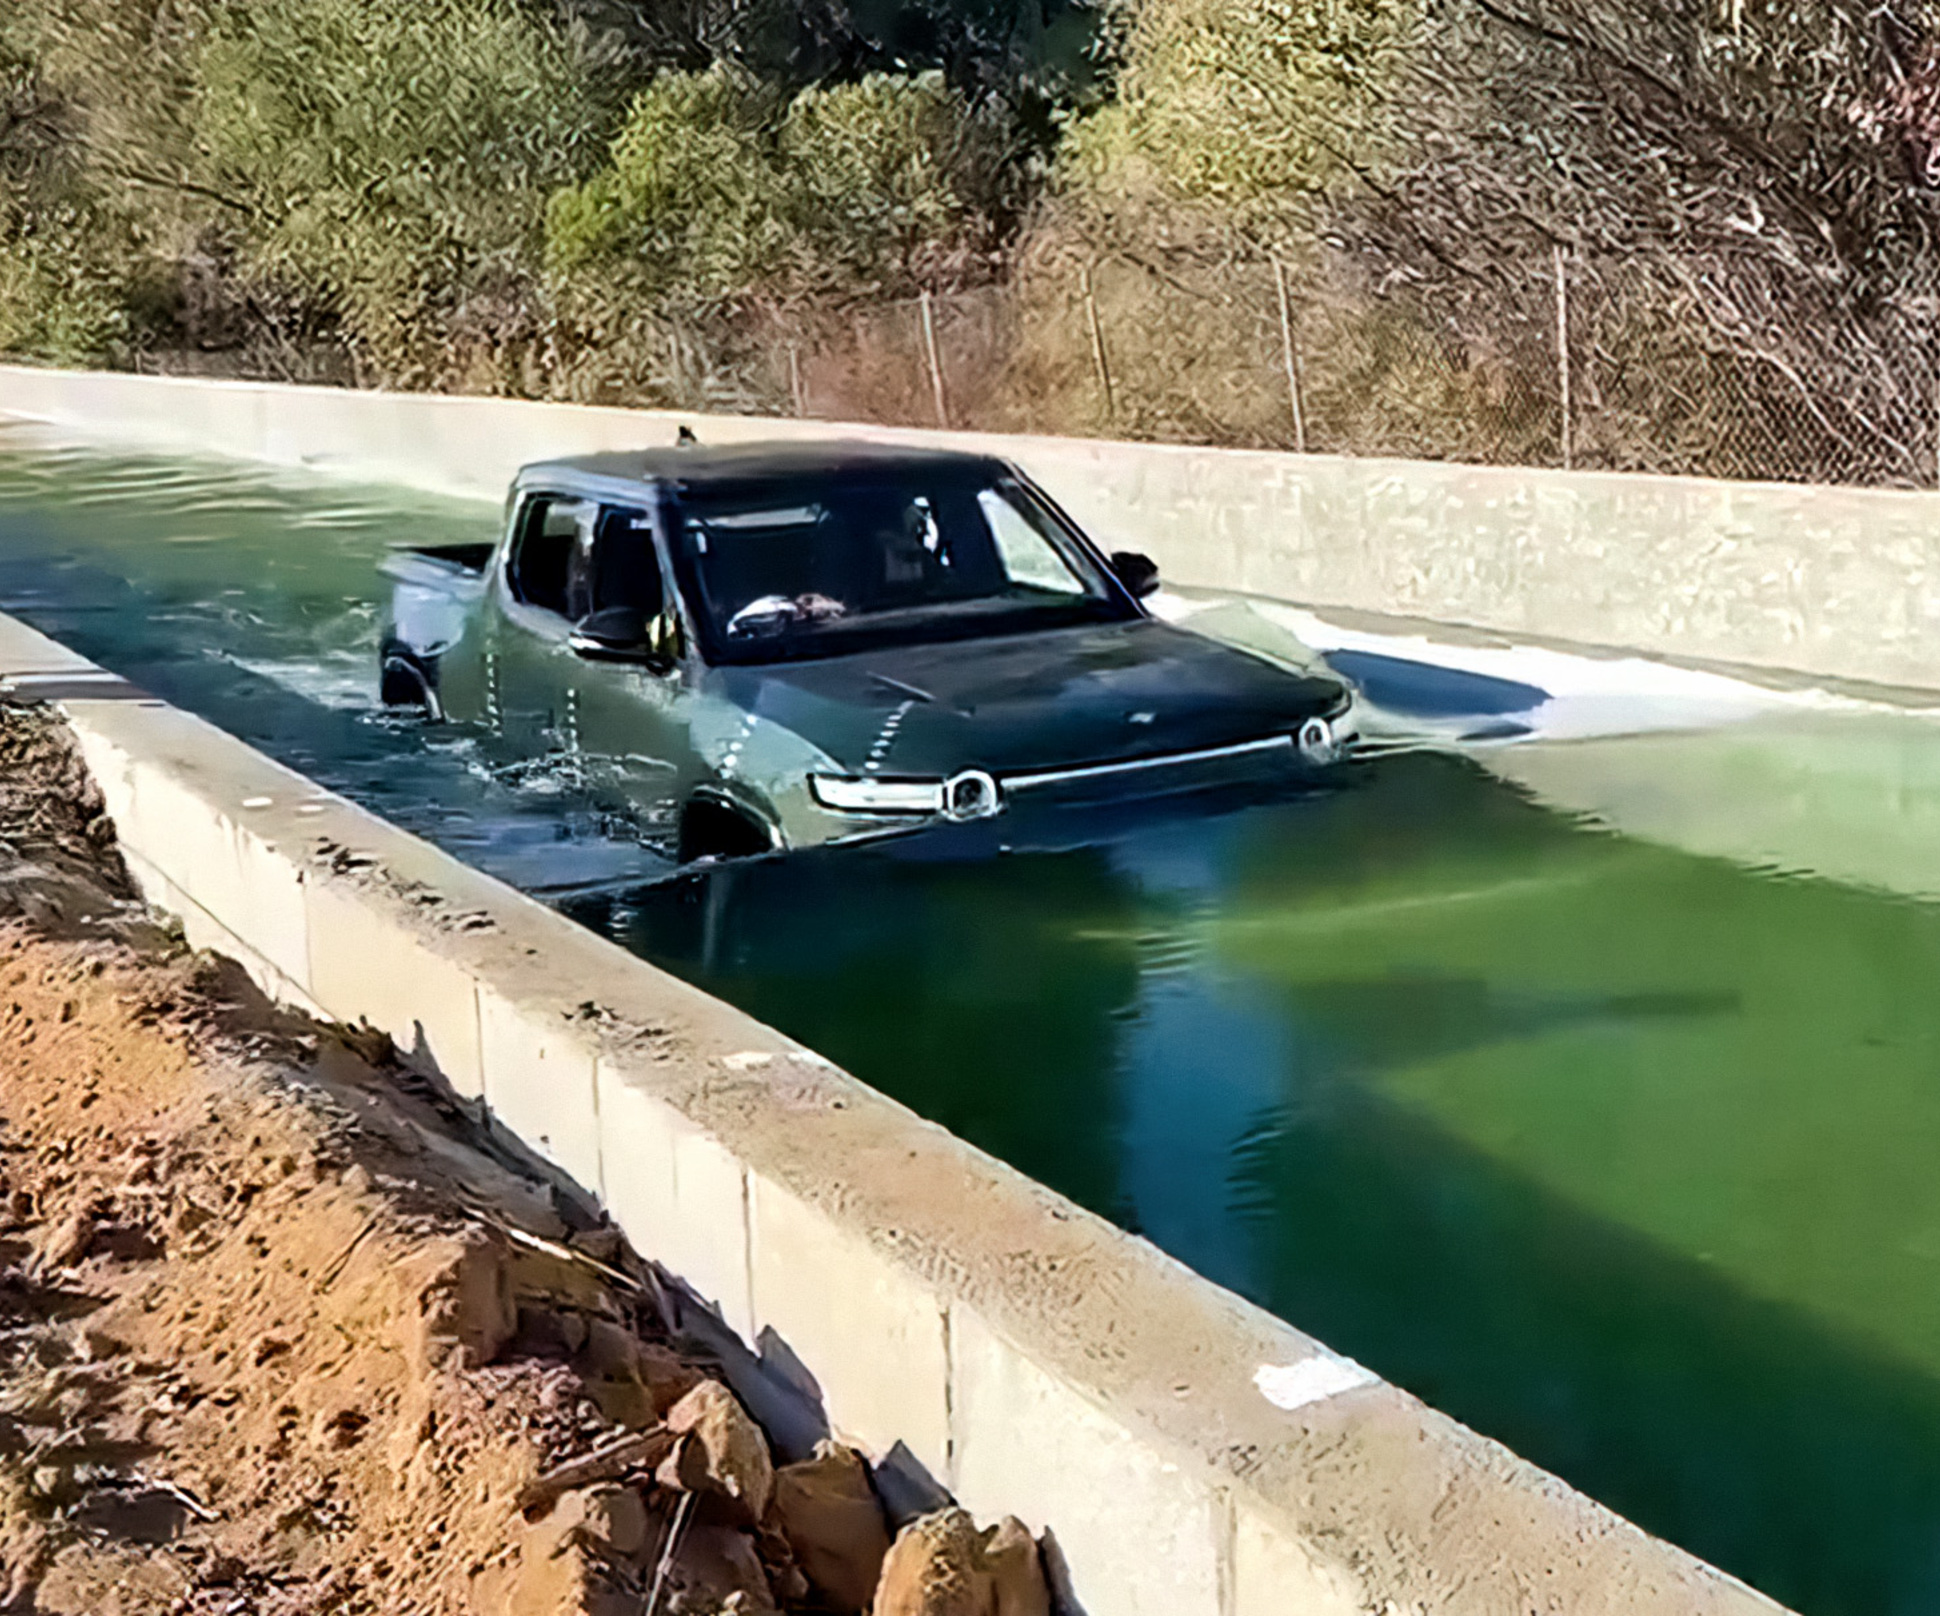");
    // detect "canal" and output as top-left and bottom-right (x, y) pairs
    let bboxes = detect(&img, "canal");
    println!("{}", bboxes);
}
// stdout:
(4, 418), (1939, 1615)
